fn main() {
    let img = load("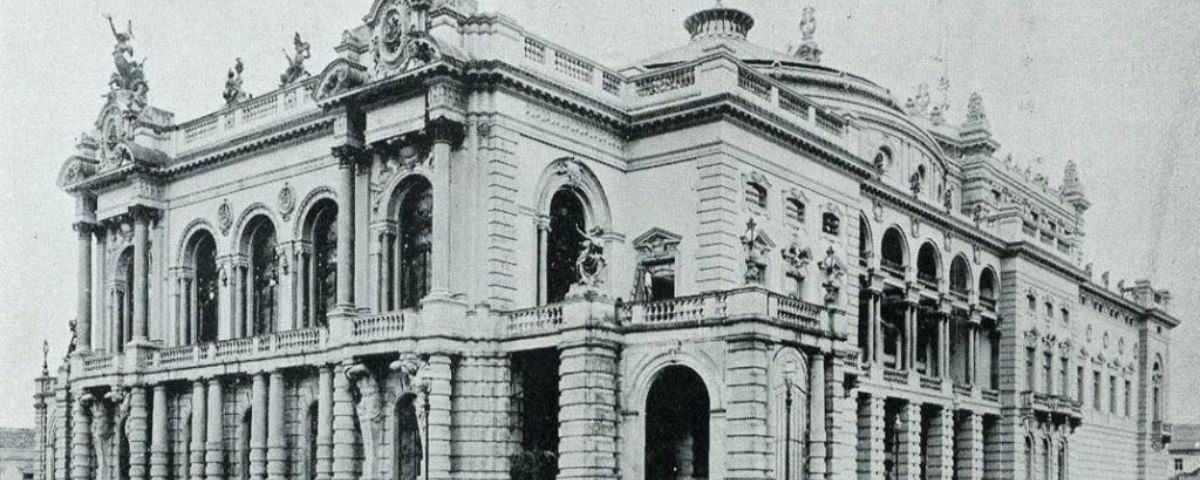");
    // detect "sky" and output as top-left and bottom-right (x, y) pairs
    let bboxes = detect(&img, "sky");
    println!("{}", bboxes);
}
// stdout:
(1, 0), (1198, 428)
